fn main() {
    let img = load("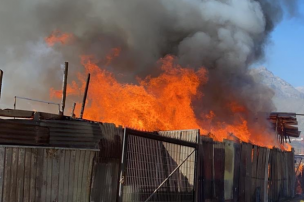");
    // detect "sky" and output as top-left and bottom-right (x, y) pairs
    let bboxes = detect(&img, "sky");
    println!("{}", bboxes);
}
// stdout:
(262, 1), (304, 87)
